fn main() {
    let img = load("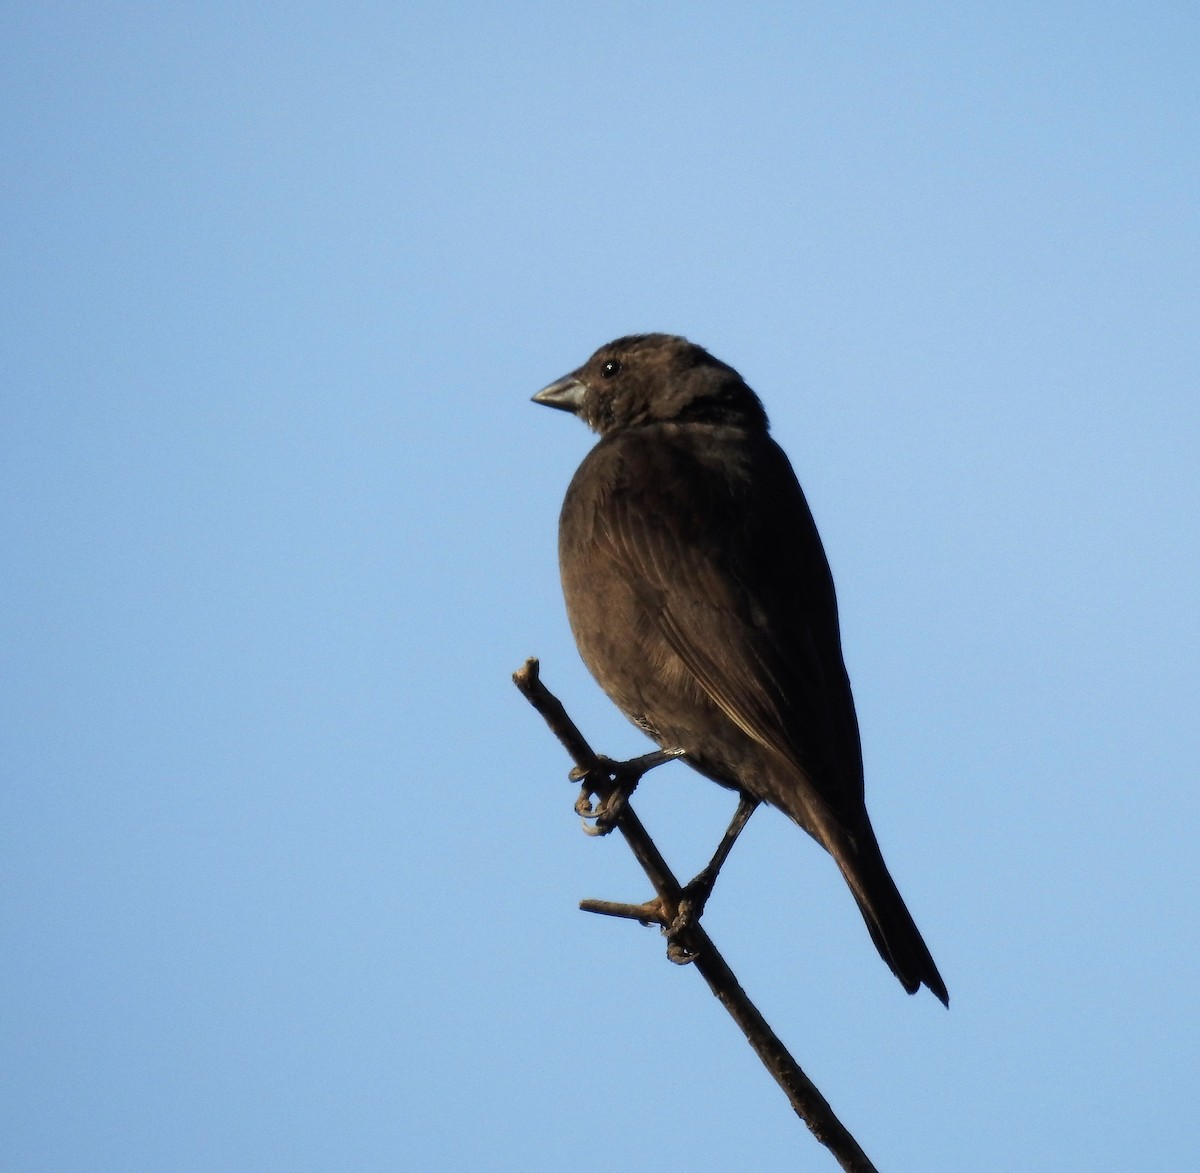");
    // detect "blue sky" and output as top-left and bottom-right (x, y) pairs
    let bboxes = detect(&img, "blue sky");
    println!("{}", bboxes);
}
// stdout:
(3, 4), (1198, 1170)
